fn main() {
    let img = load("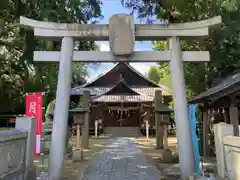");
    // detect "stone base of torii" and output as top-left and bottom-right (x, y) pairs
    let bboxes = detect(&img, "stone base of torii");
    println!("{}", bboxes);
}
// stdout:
(20, 14), (221, 180)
